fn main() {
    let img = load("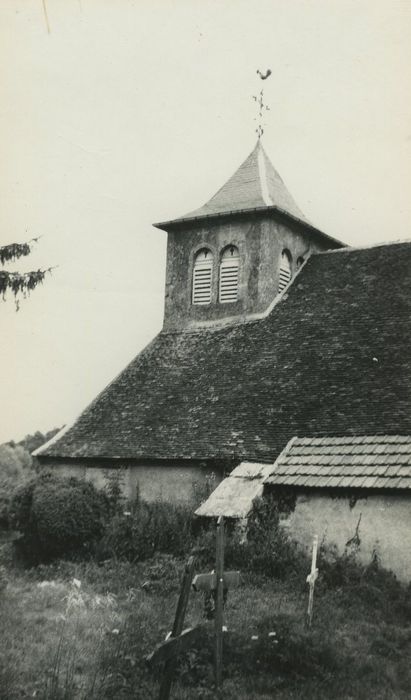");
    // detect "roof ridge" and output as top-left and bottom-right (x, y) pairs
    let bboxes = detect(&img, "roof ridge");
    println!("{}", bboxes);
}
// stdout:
(316, 238), (411, 256)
